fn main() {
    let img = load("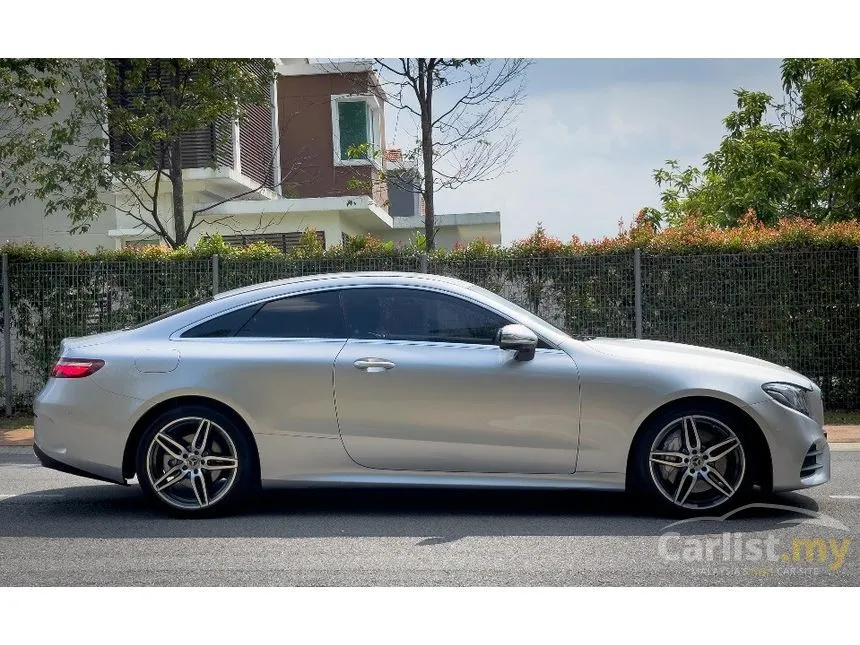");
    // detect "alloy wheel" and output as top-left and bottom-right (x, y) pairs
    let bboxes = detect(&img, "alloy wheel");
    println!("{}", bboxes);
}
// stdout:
(144, 416), (239, 511)
(647, 414), (746, 511)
